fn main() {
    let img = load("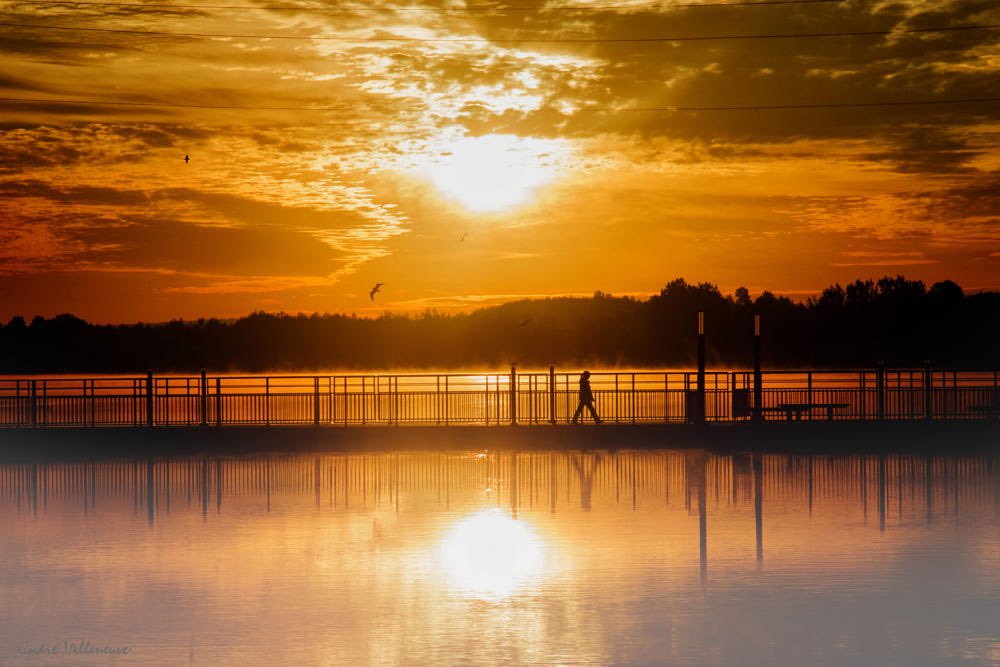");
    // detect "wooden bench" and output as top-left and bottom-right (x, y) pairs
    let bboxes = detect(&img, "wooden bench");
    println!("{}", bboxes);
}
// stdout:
(762, 403), (850, 421)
